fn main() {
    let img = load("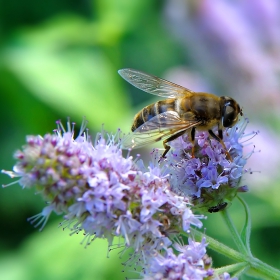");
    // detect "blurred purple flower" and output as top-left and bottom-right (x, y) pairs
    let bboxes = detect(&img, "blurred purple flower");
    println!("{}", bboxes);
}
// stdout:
(165, 0), (280, 113)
